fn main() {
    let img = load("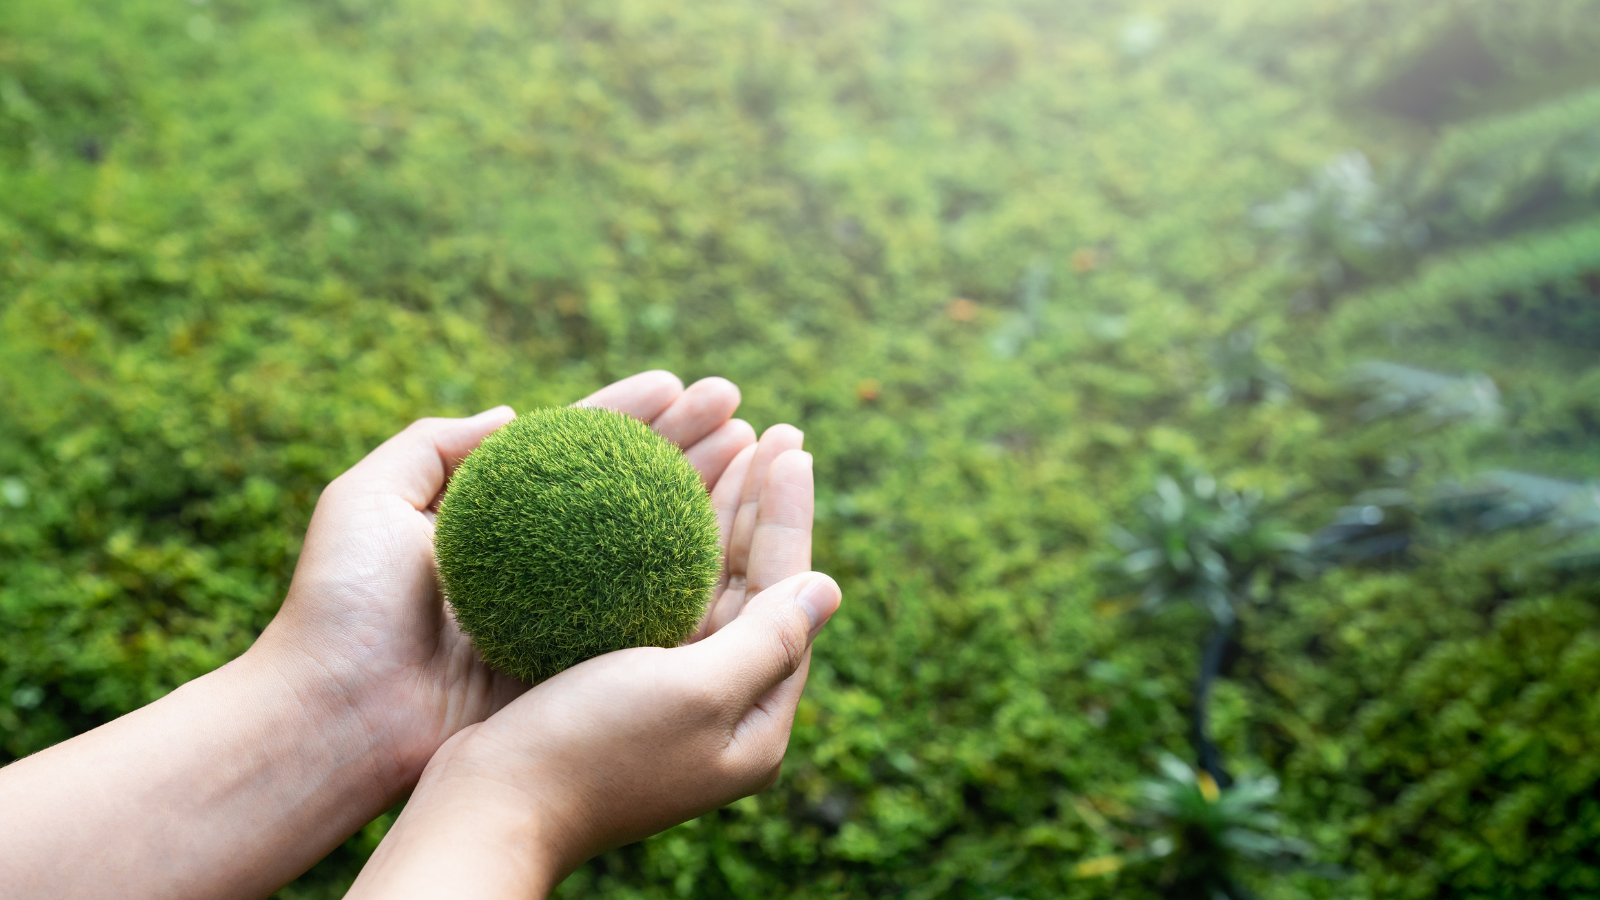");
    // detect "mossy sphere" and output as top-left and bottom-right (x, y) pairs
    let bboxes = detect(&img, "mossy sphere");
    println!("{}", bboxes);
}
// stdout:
(433, 406), (720, 683)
